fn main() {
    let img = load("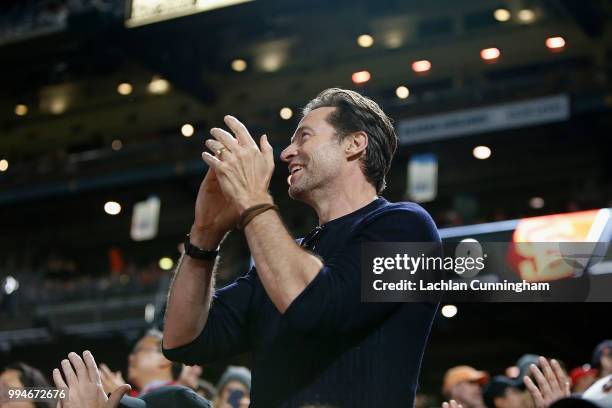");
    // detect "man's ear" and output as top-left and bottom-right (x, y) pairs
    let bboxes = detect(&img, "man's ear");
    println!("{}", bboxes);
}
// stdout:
(344, 131), (368, 160)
